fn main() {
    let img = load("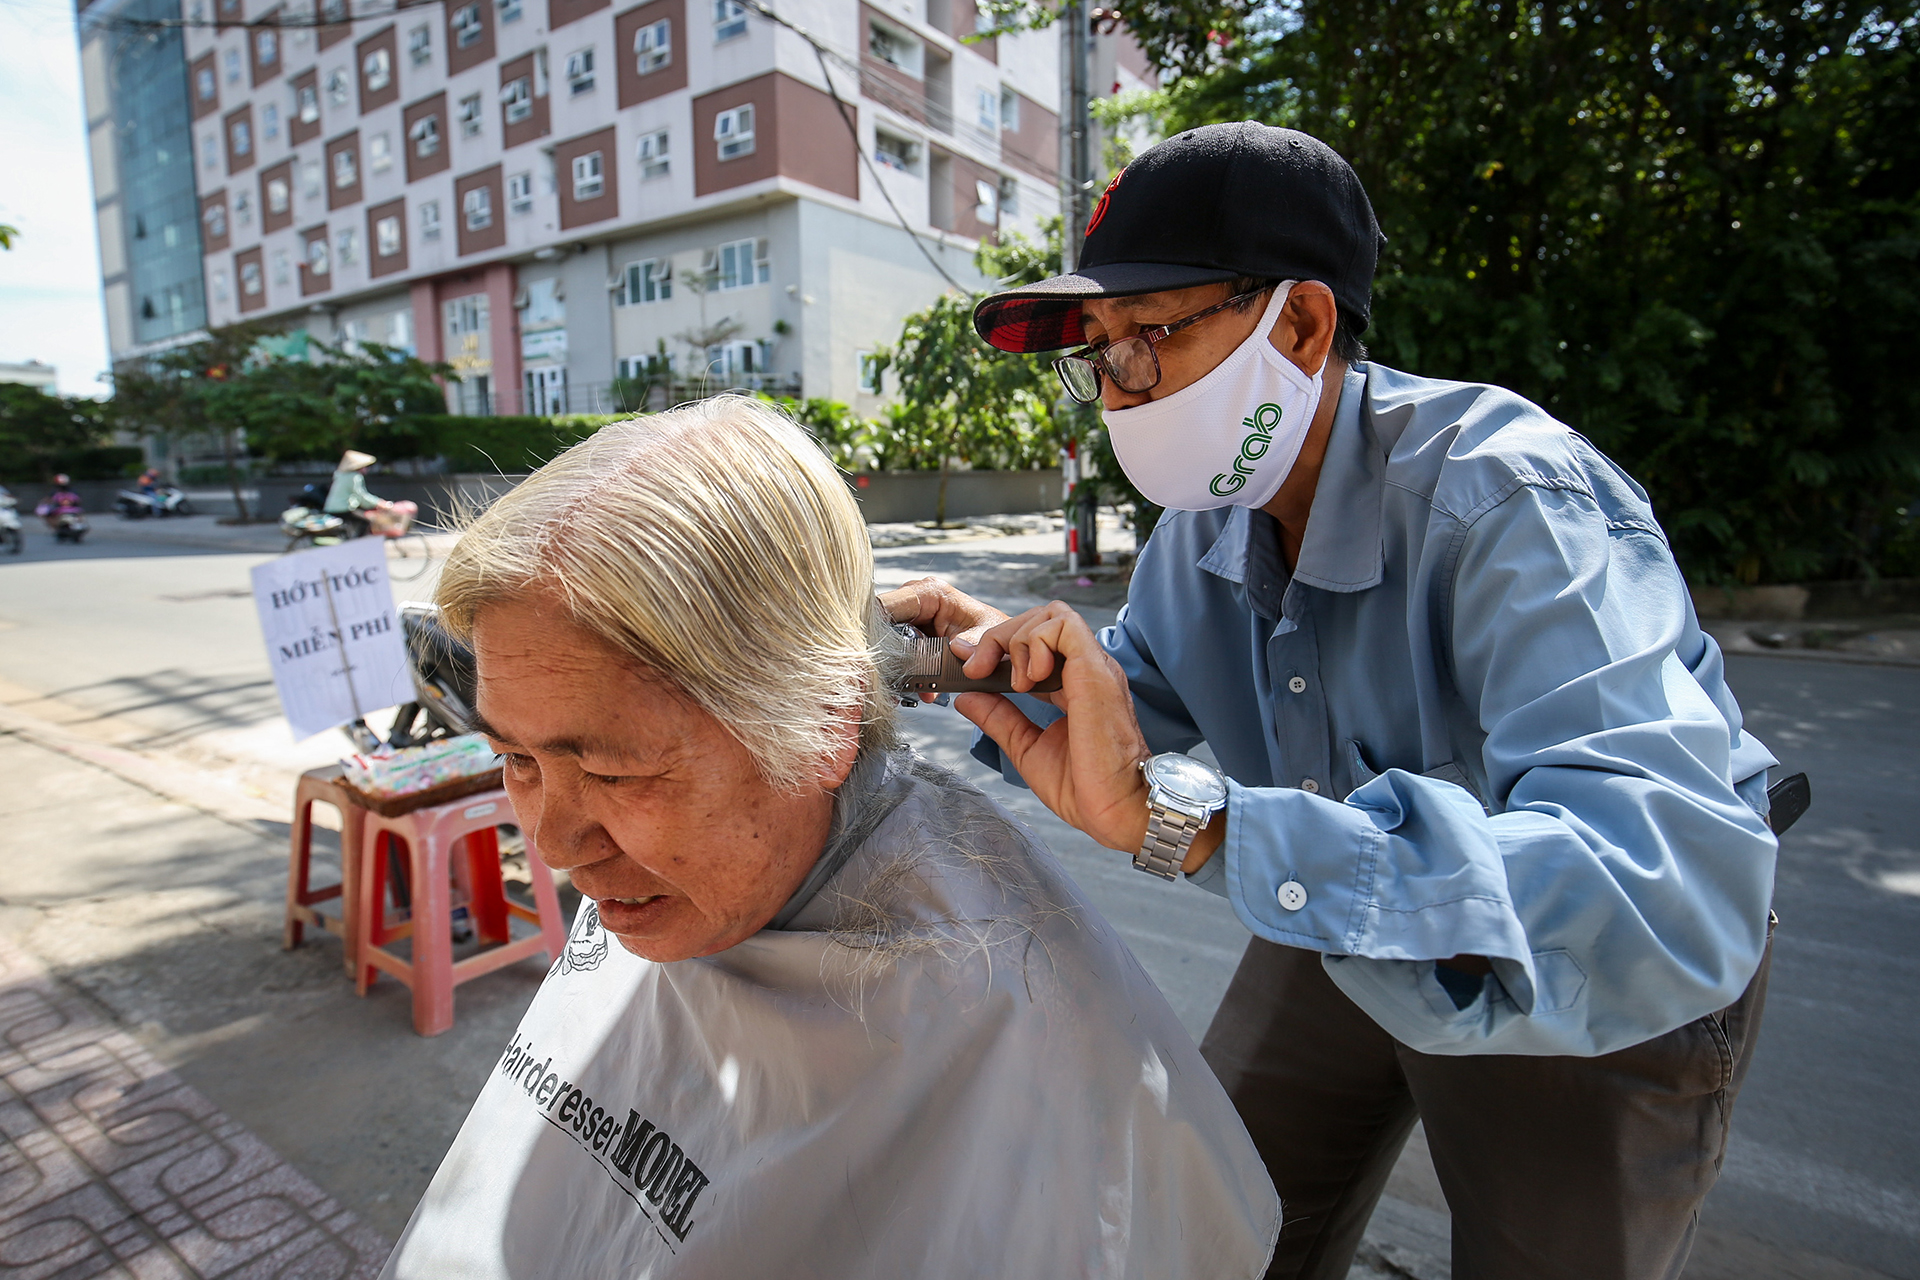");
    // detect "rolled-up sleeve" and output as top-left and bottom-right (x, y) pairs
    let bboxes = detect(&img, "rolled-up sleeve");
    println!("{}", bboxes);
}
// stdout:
(1225, 482), (1778, 1057)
